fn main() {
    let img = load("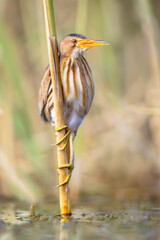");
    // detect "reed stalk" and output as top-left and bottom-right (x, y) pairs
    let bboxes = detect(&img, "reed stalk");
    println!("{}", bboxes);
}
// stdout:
(42, 0), (71, 217)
